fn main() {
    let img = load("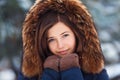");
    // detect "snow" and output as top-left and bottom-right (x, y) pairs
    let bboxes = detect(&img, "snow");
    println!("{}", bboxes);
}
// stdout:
(17, 0), (32, 10)
(0, 69), (16, 80)
(106, 63), (120, 79)
(101, 43), (119, 63)
(99, 31), (112, 41)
